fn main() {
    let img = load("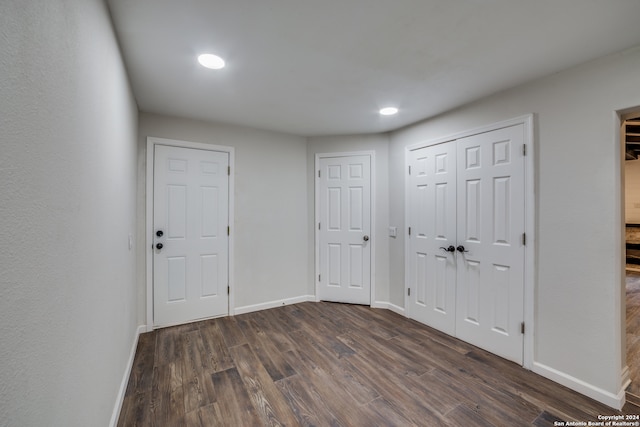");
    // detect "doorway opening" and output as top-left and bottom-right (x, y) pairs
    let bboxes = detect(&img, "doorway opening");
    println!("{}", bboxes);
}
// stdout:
(622, 109), (640, 398)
